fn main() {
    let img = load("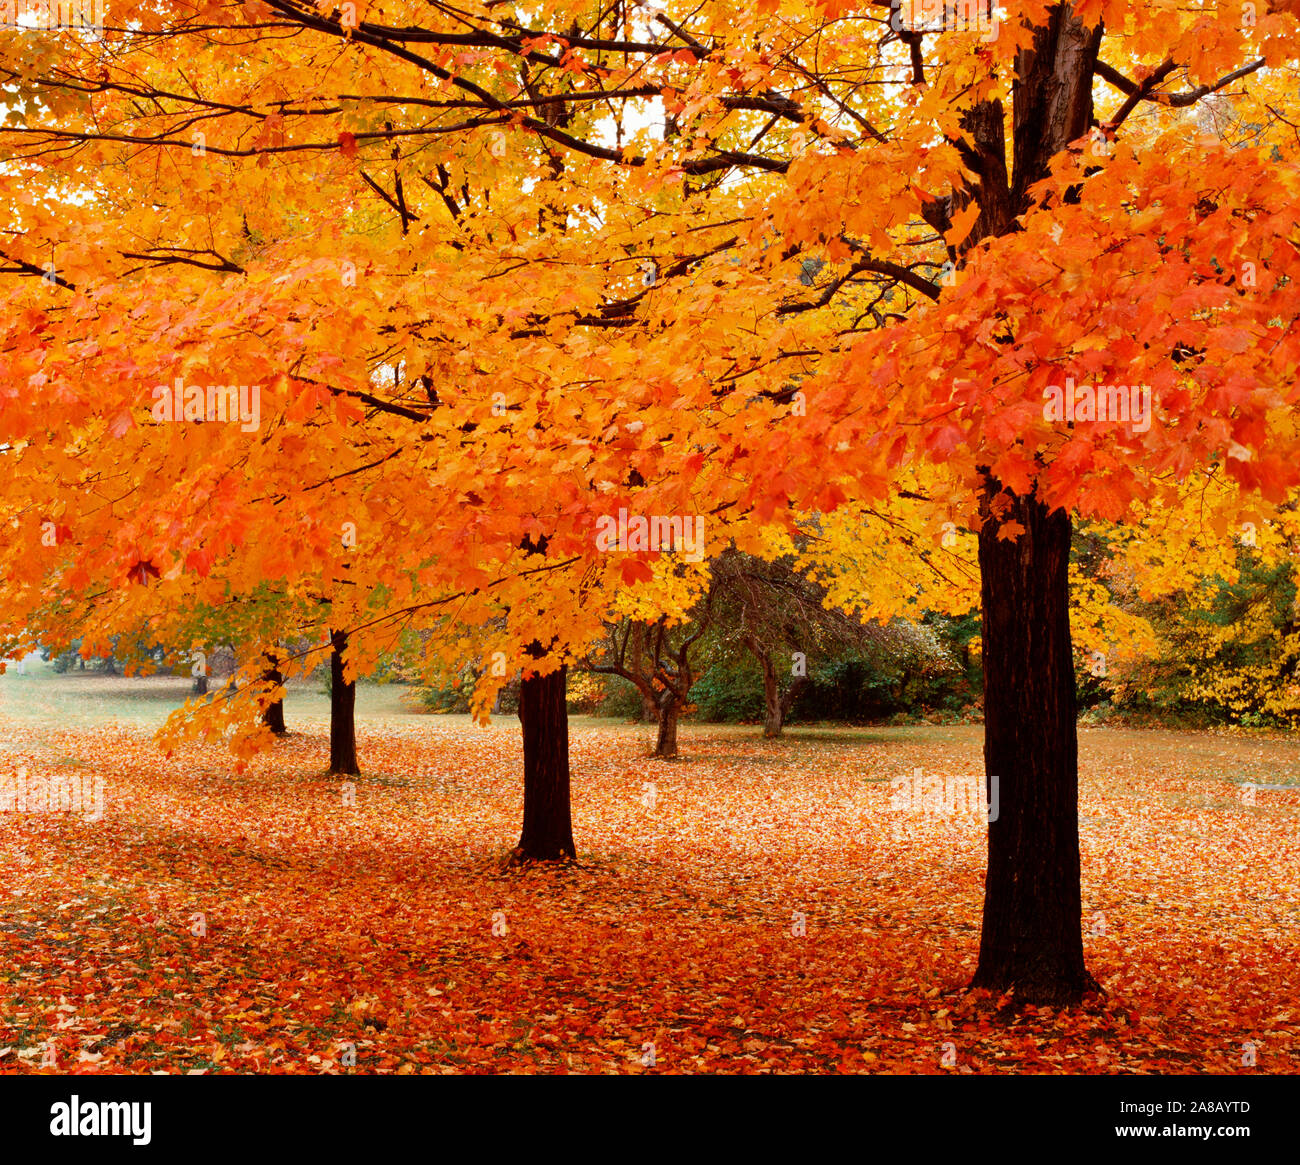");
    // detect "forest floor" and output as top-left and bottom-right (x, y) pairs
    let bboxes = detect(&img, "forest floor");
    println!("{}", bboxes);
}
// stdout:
(1, 667), (1297, 1073)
